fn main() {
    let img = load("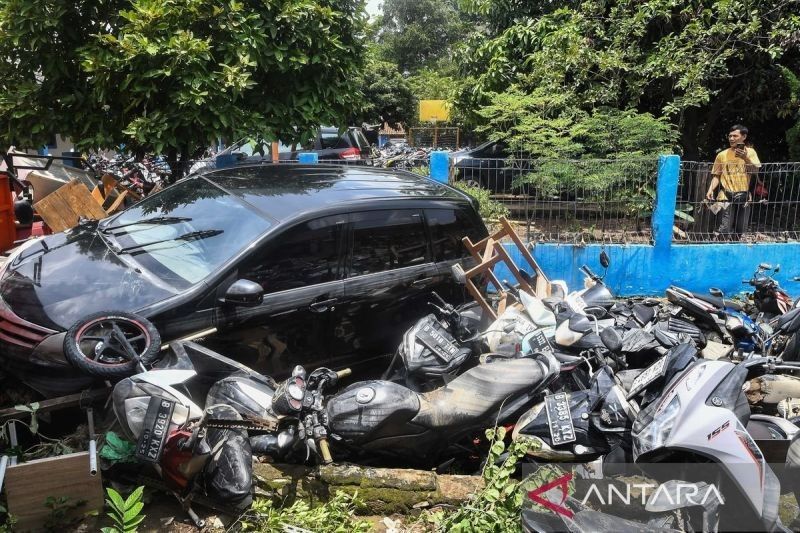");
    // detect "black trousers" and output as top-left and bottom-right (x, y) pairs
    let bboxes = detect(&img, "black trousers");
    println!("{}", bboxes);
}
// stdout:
(717, 191), (750, 238)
